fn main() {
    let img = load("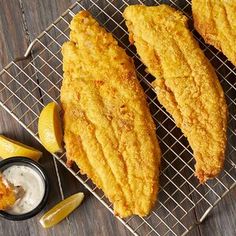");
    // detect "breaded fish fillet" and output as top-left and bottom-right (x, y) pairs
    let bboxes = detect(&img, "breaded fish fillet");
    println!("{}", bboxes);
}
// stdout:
(0, 175), (16, 210)
(60, 11), (161, 217)
(123, 5), (228, 183)
(192, 0), (236, 66)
